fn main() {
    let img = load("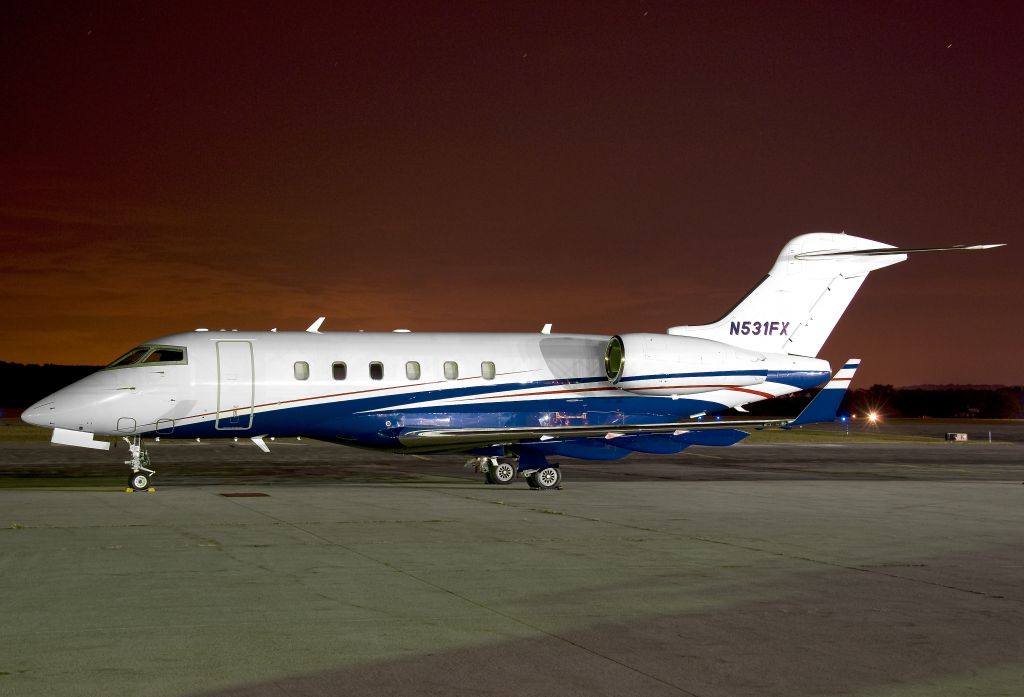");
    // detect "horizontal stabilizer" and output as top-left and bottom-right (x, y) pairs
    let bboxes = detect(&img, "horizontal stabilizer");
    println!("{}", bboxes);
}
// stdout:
(795, 243), (1004, 259)
(784, 359), (860, 428)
